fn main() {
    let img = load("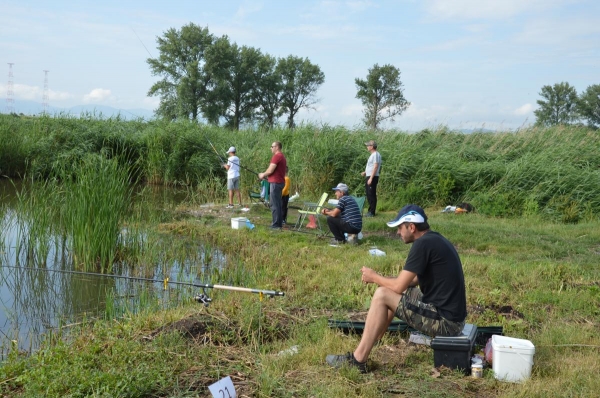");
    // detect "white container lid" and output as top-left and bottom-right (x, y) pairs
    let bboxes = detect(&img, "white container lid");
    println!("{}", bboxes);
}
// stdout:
(492, 335), (535, 353)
